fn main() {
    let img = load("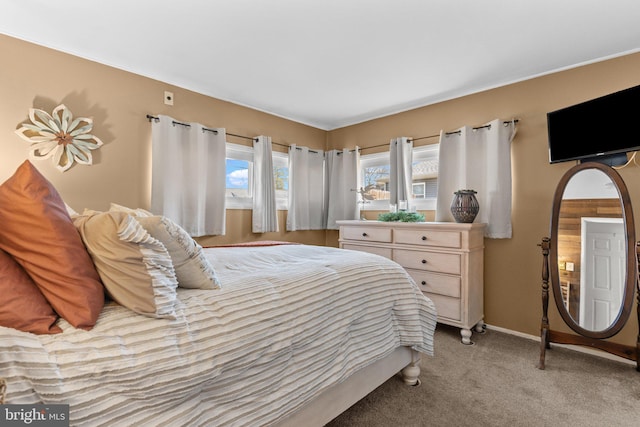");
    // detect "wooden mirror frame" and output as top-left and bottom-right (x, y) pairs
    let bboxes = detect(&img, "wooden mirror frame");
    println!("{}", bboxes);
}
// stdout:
(539, 161), (639, 370)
